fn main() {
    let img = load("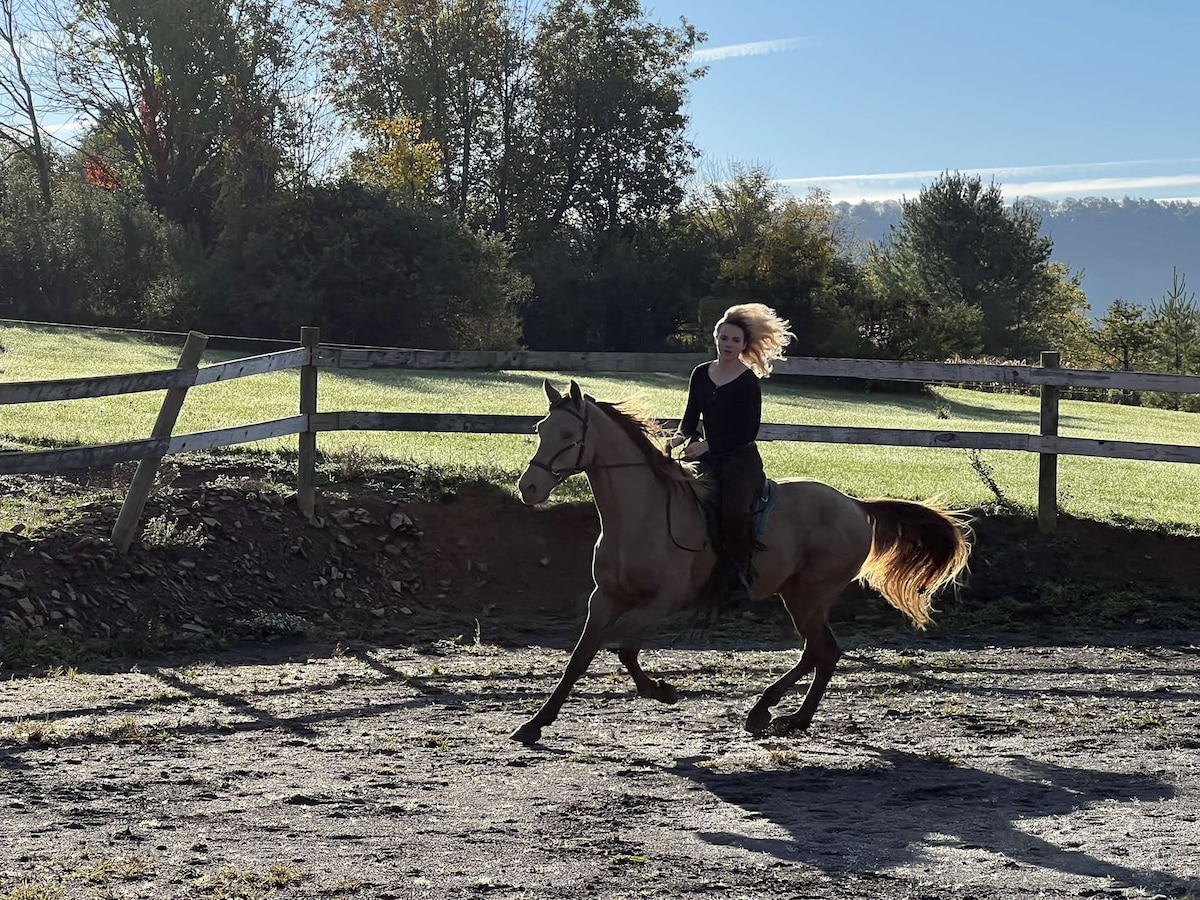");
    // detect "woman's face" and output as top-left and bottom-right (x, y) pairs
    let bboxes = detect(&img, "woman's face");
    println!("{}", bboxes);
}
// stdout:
(716, 323), (746, 361)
